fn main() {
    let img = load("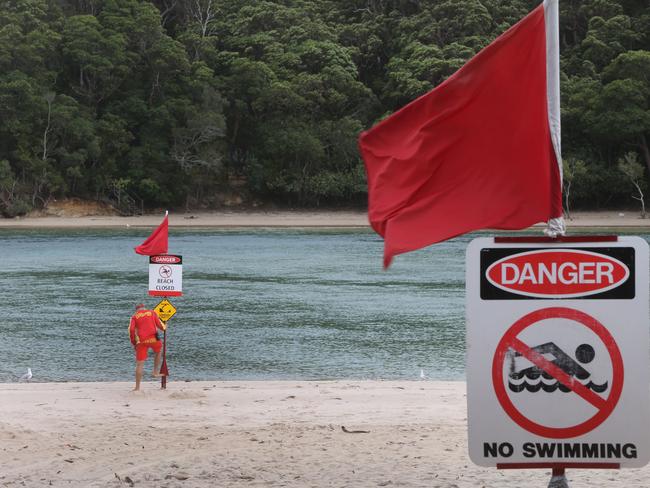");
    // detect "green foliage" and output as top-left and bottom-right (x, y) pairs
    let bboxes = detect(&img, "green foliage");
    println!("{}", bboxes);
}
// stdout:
(0, 0), (649, 212)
